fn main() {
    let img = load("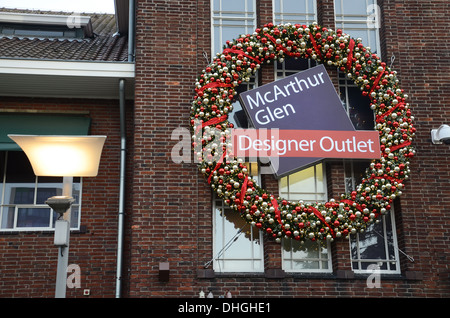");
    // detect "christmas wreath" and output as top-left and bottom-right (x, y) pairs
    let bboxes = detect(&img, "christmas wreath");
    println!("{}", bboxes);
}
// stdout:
(190, 23), (415, 243)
